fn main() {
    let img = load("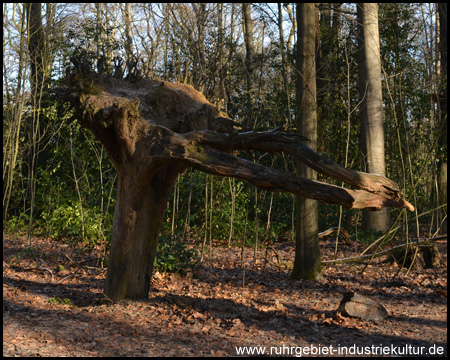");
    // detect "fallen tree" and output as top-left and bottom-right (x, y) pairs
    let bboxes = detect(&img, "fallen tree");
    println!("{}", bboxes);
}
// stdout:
(55, 74), (414, 302)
